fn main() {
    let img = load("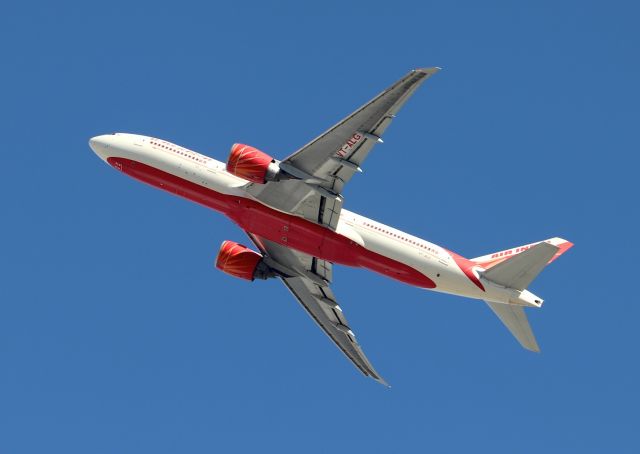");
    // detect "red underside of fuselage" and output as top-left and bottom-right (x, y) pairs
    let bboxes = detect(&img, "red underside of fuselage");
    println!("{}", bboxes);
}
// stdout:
(107, 157), (436, 288)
